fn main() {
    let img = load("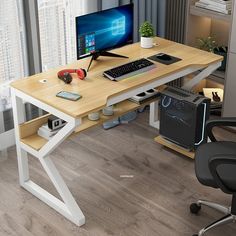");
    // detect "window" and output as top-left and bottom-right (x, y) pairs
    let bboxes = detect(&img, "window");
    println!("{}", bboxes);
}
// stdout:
(0, 0), (28, 112)
(37, 0), (86, 71)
